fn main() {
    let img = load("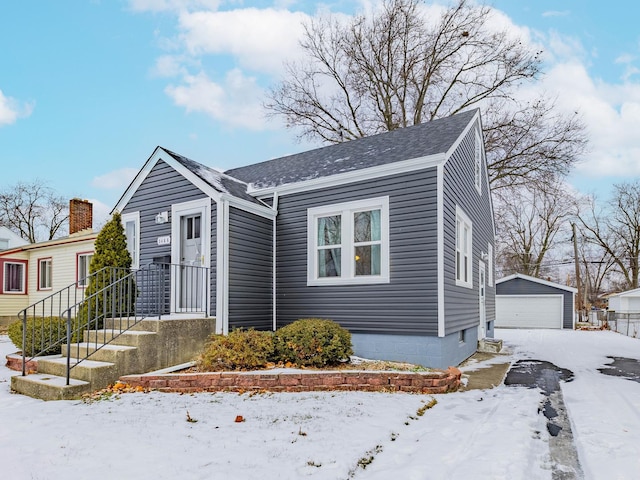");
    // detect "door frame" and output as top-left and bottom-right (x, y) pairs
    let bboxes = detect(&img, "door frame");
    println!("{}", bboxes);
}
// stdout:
(171, 198), (211, 314)
(478, 260), (486, 341)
